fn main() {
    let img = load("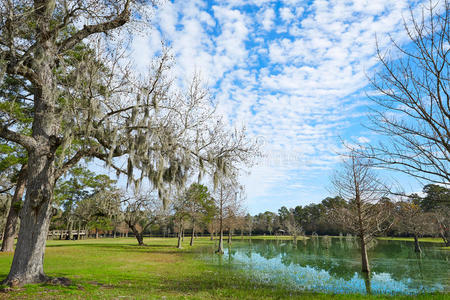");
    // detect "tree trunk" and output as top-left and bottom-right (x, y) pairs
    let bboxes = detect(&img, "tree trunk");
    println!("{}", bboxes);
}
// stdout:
(3, 26), (63, 284)
(217, 227), (224, 254)
(413, 233), (422, 253)
(67, 219), (73, 240)
(363, 272), (372, 295)
(77, 223), (81, 240)
(1, 164), (27, 252)
(437, 219), (450, 246)
(210, 231), (214, 241)
(136, 233), (144, 246)
(95, 229), (99, 239)
(4, 133), (58, 286)
(227, 229), (232, 244)
(216, 188), (224, 254)
(129, 224), (144, 246)
(190, 222), (195, 246)
(3, 155), (56, 285)
(360, 236), (370, 273)
(182, 230), (184, 242)
(177, 224), (183, 249)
